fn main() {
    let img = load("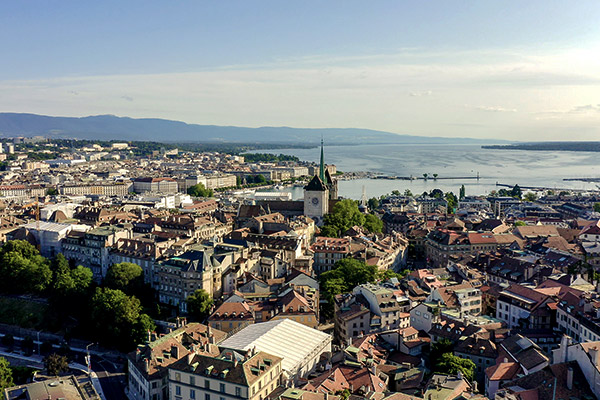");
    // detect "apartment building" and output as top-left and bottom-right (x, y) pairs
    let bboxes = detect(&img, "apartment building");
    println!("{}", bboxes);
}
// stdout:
(352, 283), (410, 331)
(59, 181), (133, 196)
(426, 282), (482, 317)
(495, 284), (552, 330)
(134, 177), (179, 194)
(168, 350), (283, 400)
(62, 225), (131, 279)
